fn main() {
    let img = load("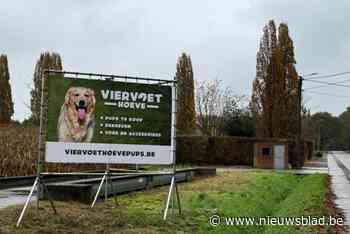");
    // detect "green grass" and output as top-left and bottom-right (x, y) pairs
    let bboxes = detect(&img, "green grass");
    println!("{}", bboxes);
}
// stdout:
(0, 171), (331, 234)
(264, 174), (329, 234)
